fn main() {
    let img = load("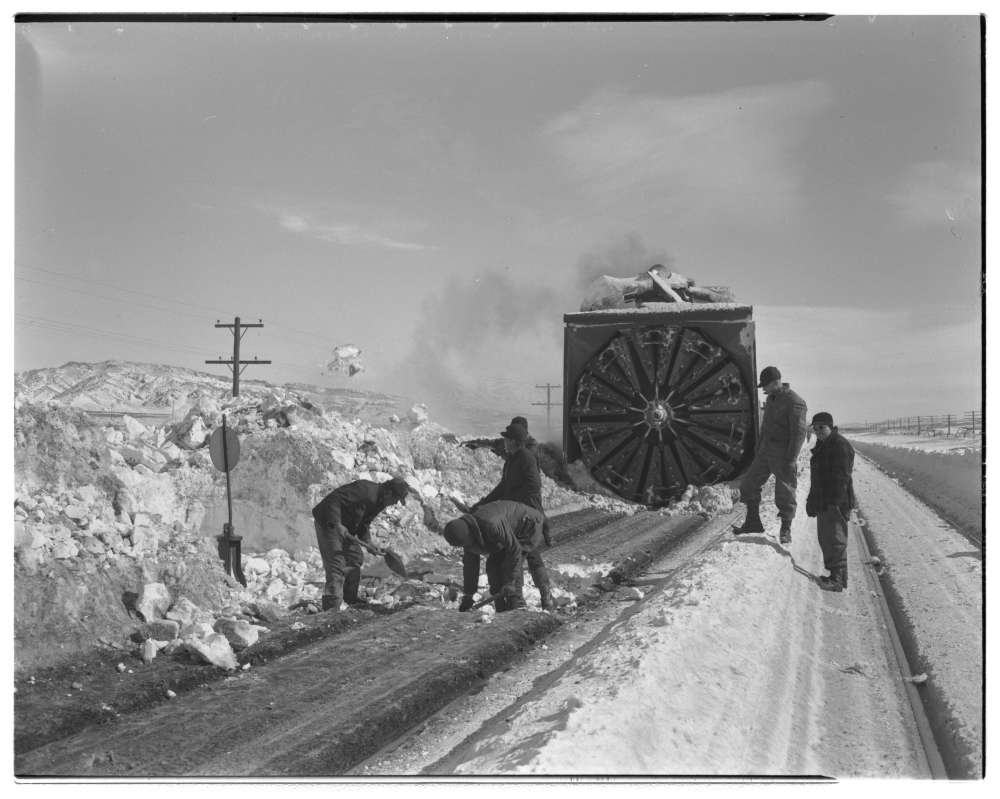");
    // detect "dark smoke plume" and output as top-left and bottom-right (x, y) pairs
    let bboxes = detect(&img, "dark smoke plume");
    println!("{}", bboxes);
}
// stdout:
(576, 231), (675, 289)
(395, 272), (563, 435)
